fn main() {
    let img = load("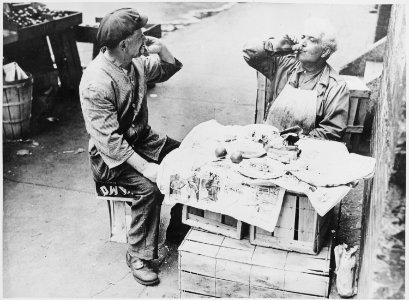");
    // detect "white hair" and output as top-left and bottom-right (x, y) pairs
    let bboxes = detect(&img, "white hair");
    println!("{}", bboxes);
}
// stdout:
(303, 17), (338, 55)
